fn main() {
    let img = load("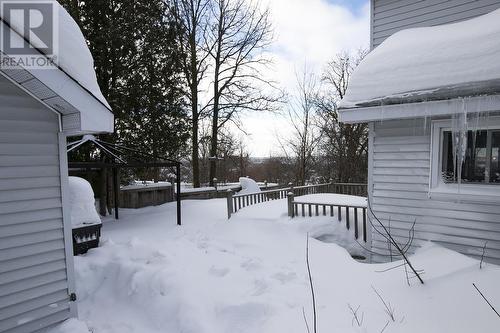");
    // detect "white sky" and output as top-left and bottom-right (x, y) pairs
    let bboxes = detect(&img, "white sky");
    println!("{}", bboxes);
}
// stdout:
(235, 0), (370, 157)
